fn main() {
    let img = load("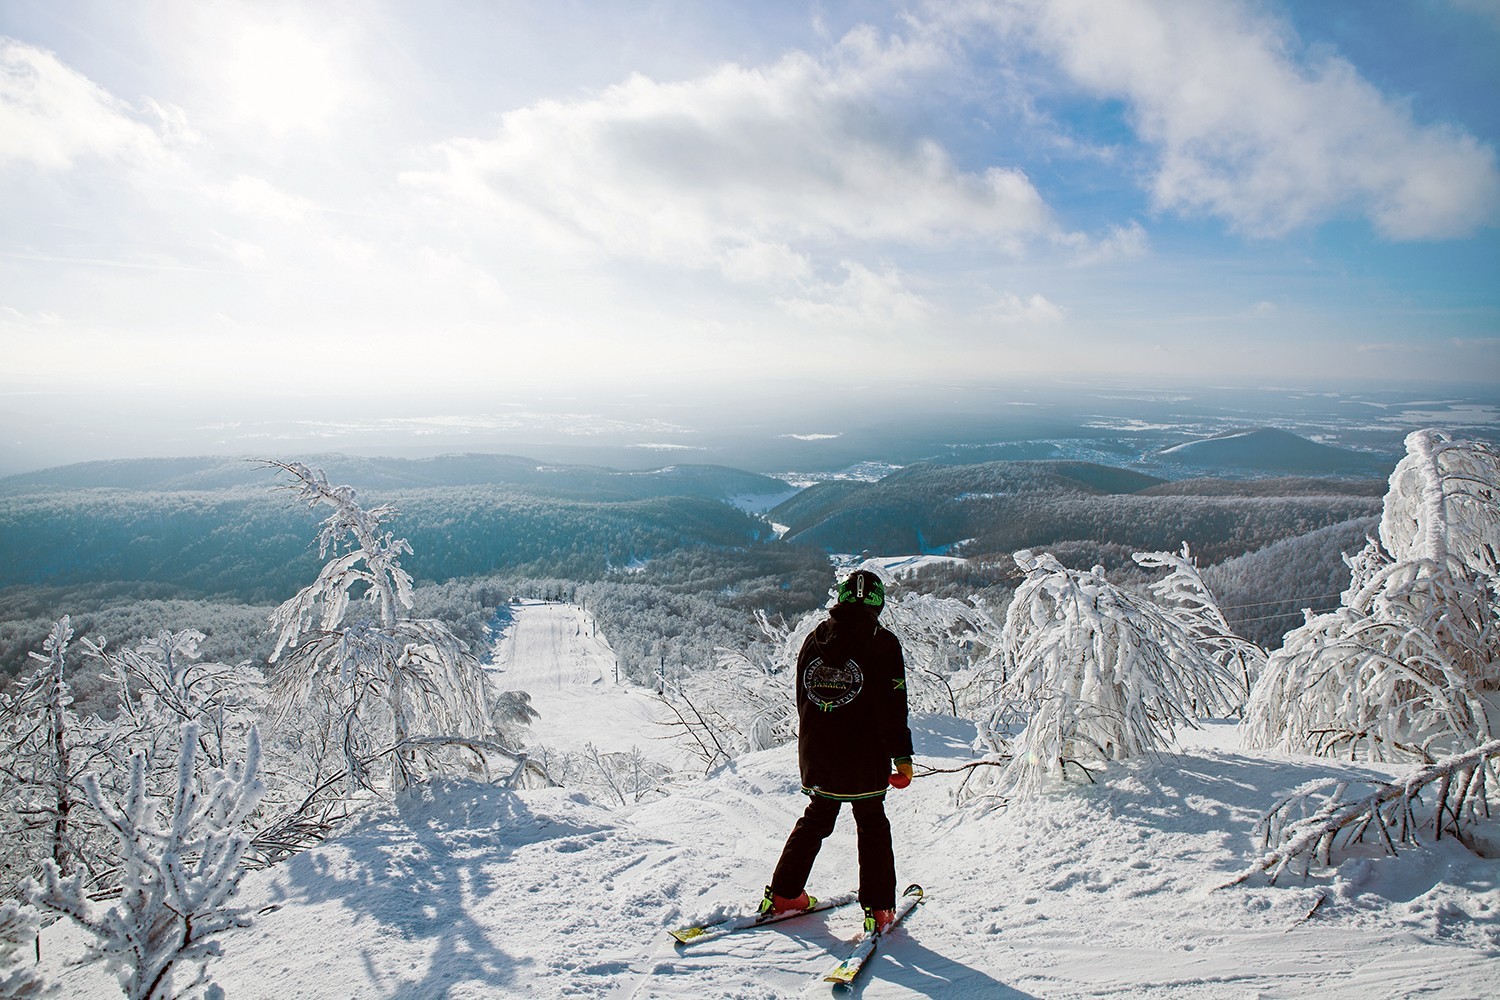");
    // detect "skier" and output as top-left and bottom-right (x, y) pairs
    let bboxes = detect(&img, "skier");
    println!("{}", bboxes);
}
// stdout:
(759, 569), (914, 934)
